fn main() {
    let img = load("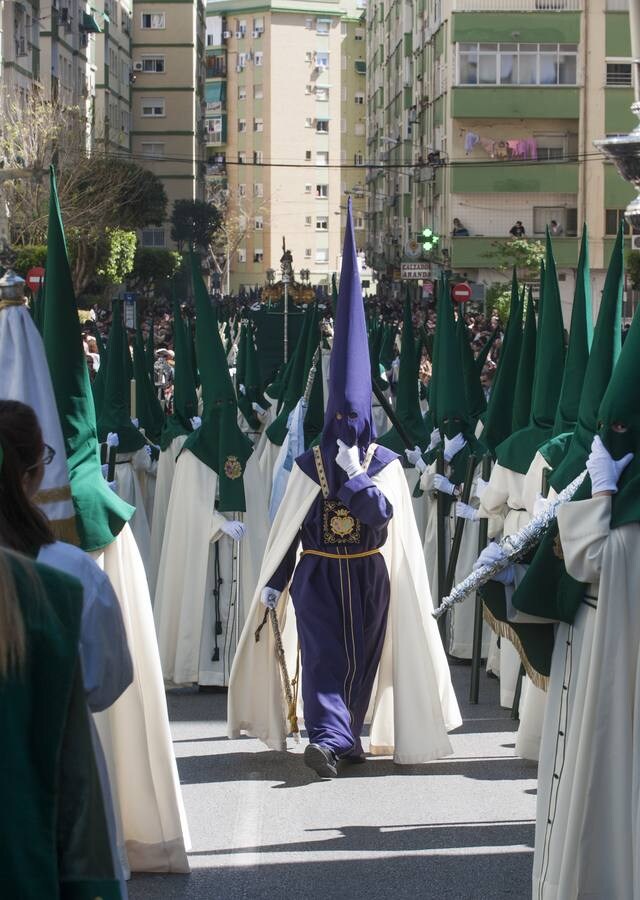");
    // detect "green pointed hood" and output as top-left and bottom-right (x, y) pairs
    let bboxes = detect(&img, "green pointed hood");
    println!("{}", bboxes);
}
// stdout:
(236, 322), (270, 431)
(478, 270), (523, 456)
(266, 307), (314, 446)
(474, 327), (498, 375)
(188, 316), (200, 389)
(436, 291), (472, 439)
(377, 293), (430, 453)
(181, 253), (253, 511)
(159, 291), (199, 450)
(42, 167), (133, 551)
(303, 306), (324, 447)
(496, 234), (566, 473)
(133, 325), (165, 446)
(379, 323), (397, 370)
(91, 325), (108, 422)
(511, 287), (537, 433)
(456, 316), (486, 424)
(145, 318), (155, 382)
(96, 299), (146, 453)
(549, 226), (623, 492)
(552, 224), (593, 437)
